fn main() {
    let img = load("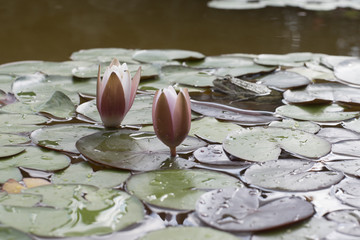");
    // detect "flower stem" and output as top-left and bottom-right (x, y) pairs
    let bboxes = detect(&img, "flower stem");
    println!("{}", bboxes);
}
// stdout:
(170, 146), (176, 157)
